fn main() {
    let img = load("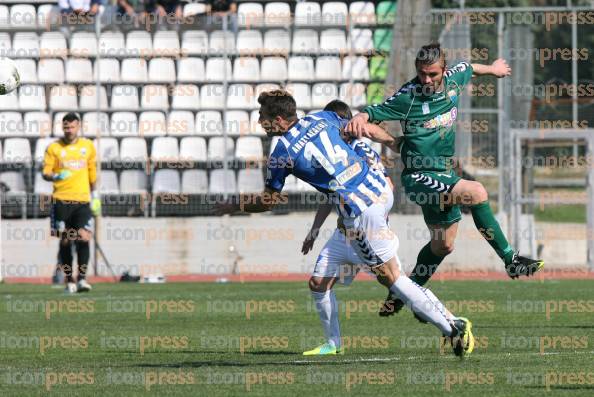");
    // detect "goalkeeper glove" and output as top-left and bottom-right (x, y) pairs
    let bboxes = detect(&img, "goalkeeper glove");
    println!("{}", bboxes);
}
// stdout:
(90, 191), (101, 217)
(53, 170), (72, 181)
